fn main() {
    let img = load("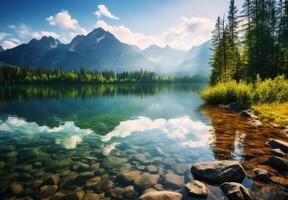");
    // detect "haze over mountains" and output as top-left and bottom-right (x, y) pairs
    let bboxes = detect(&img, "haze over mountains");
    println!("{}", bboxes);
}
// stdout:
(0, 28), (211, 76)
